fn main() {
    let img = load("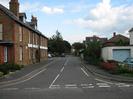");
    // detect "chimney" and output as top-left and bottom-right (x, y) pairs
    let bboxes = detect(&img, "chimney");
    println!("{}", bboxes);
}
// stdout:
(9, 0), (19, 17)
(113, 32), (116, 37)
(31, 15), (38, 29)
